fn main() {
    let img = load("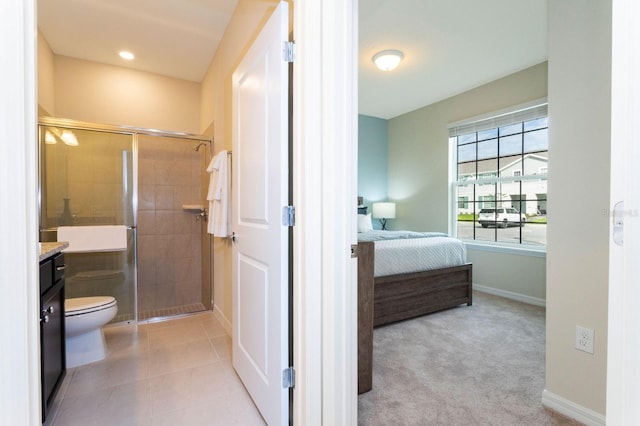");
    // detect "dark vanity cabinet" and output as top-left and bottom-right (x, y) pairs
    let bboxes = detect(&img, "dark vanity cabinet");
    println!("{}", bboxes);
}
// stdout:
(39, 253), (66, 422)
